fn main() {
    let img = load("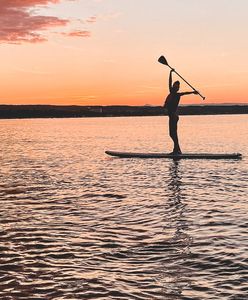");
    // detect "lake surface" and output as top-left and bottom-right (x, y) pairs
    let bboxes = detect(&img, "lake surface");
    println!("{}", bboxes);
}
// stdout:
(0, 115), (247, 299)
